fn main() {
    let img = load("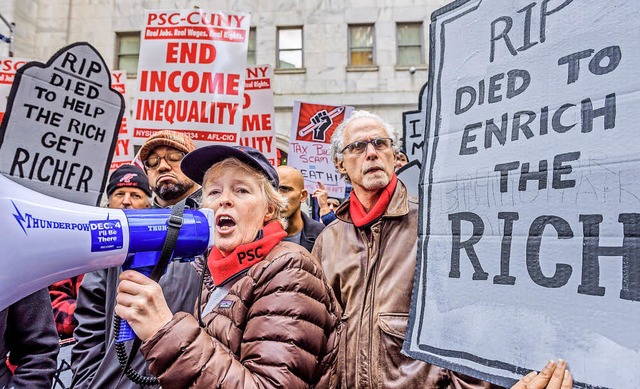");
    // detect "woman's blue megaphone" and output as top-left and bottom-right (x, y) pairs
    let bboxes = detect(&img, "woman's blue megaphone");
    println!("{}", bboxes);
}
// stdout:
(0, 174), (214, 311)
